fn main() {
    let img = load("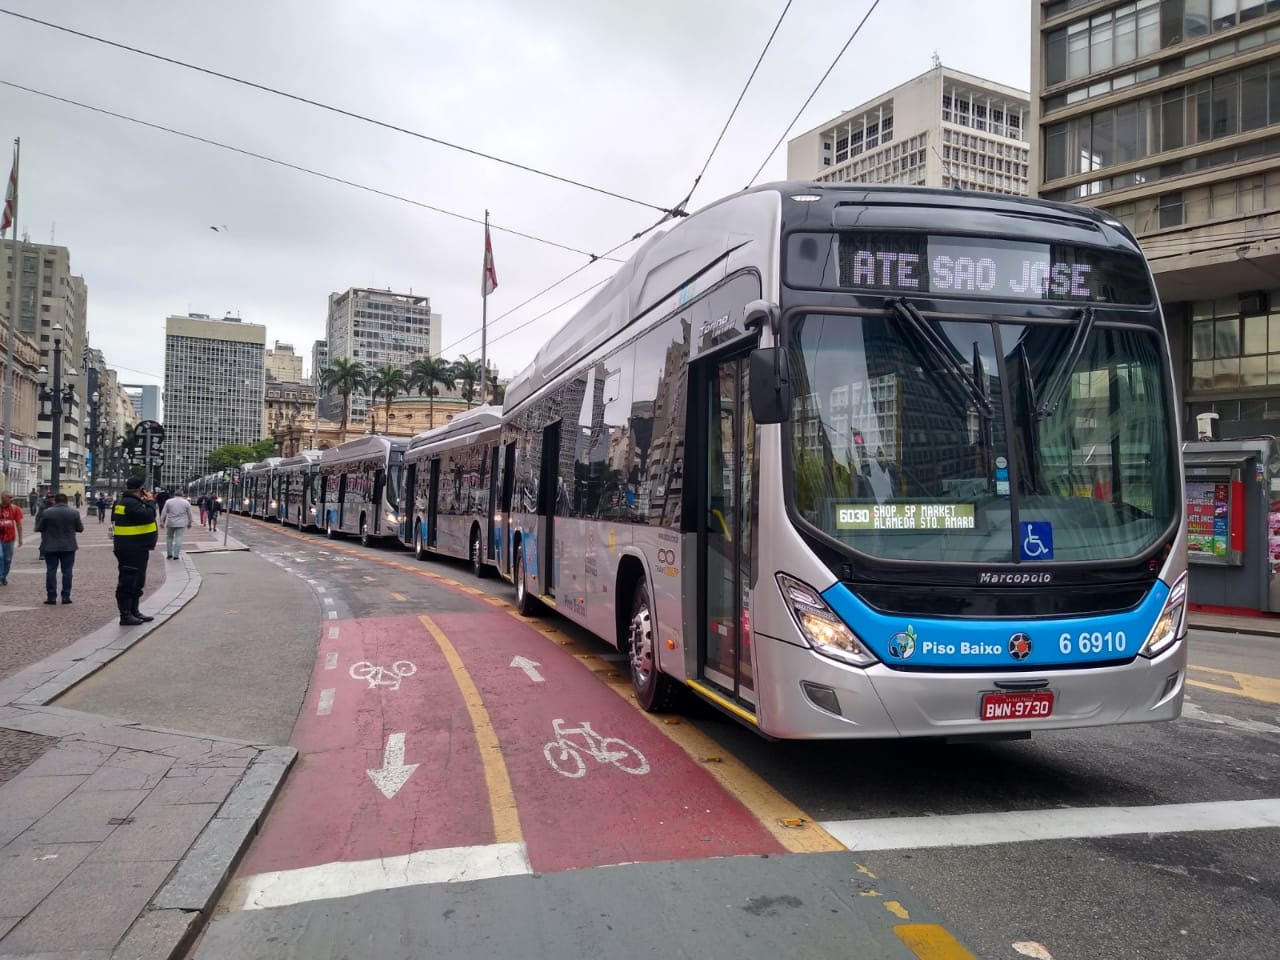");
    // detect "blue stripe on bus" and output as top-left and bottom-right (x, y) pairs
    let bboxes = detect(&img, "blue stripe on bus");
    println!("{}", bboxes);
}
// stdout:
(820, 579), (1170, 669)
